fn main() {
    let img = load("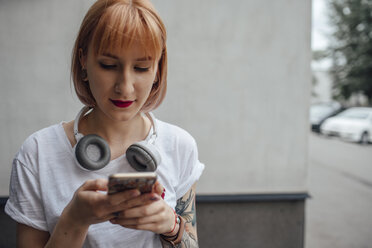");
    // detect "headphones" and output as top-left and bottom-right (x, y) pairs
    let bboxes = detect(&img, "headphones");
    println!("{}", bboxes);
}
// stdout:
(73, 106), (161, 172)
